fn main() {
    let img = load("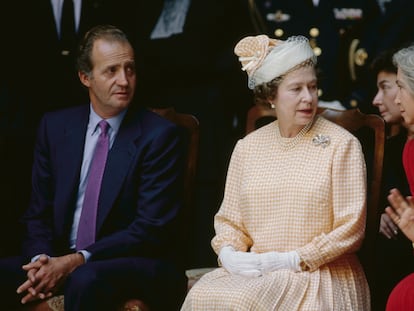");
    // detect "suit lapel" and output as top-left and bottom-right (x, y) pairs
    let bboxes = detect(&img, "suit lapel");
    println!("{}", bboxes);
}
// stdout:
(96, 110), (143, 230)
